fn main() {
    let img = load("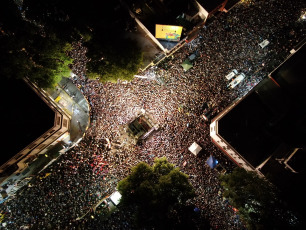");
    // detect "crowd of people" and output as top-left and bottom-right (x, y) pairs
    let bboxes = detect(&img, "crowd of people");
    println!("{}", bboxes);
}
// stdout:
(1, 0), (305, 229)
